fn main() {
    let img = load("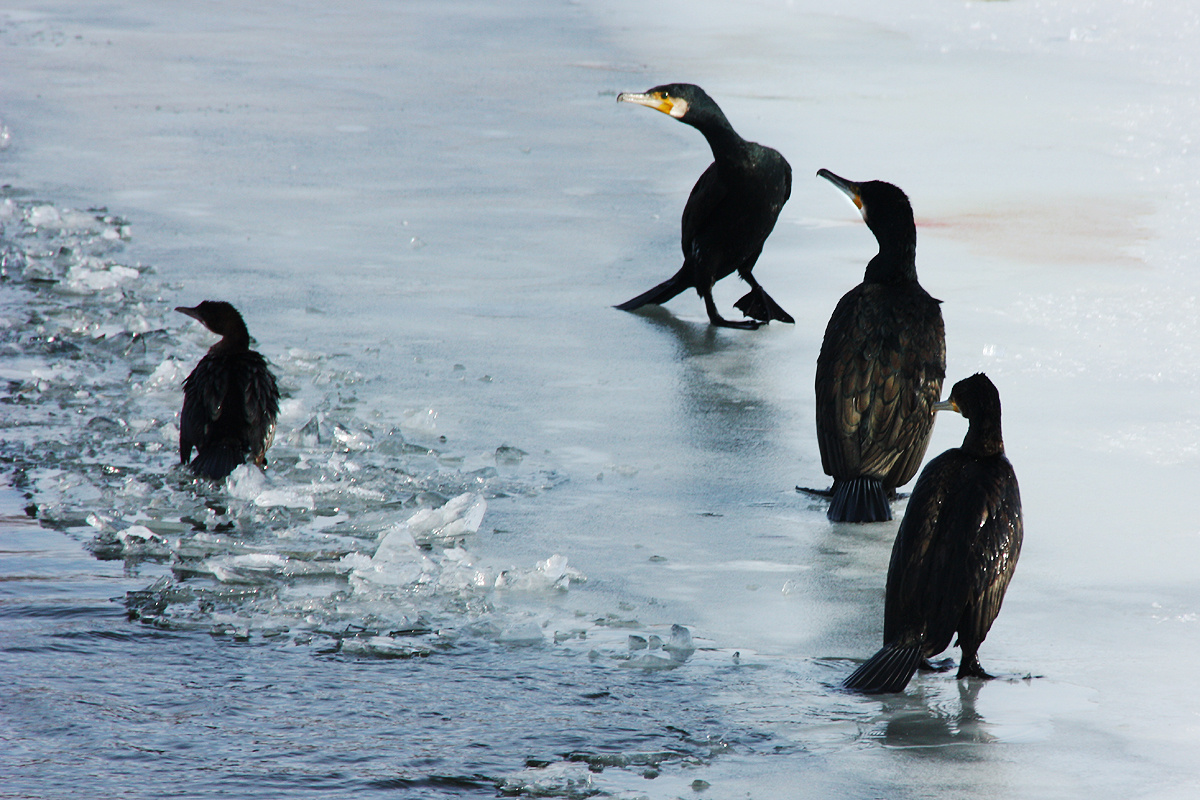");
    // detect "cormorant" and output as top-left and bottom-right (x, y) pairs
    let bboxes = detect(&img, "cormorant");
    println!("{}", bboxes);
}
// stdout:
(813, 170), (945, 522)
(844, 373), (1023, 694)
(614, 83), (793, 329)
(177, 301), (280, 480)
